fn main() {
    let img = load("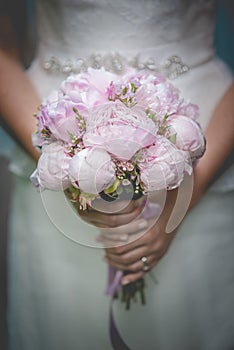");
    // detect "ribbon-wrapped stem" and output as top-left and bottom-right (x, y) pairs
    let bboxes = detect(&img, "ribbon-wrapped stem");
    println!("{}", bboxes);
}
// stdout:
(121, 272), (146, 310)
